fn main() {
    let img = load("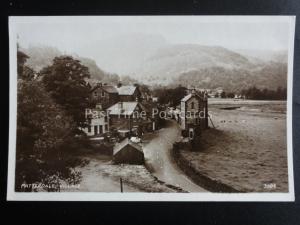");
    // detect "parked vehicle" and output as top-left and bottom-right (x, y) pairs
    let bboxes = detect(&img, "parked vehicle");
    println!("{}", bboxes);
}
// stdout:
(130, 136), (142, 143)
